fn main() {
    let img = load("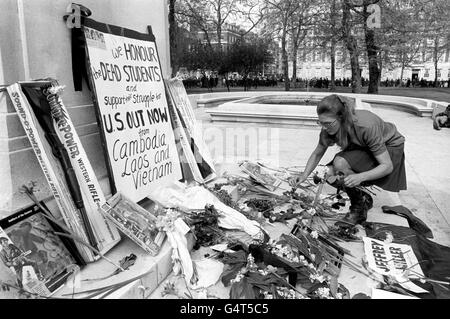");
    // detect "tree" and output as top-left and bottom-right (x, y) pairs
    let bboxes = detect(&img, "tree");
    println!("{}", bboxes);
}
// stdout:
(383, 0), (450, 87)
(288, 0), (317, 86)
(263, 0), (302, 91)
(175, 1), (215, 49)
(179, 41), (222, 91)
(420, 0), (450, 87)
(329, 0), (339, 91)
(342, 0), (362, 93)
(388, 41), (422, 84)
(223, 40), (273, 90)
(169, 0), (177, 76)
(314, 0), (342, 91)
(382, 0), (424, 84)
(175, 0), (266, 50)
(361, 0), (382, 94)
